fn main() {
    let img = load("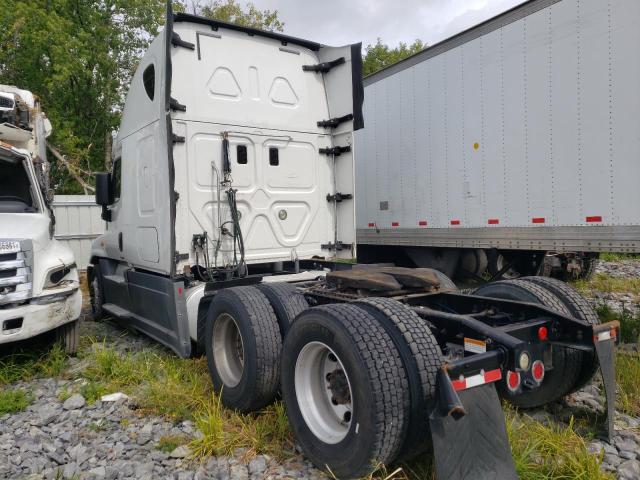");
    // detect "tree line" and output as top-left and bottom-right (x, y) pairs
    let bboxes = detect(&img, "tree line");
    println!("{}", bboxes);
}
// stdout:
(0, 1), (423, 193)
